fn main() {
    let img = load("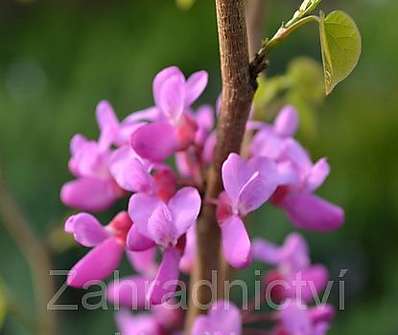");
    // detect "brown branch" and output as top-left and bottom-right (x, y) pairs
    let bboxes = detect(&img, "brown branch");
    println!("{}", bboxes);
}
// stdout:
(185, 0), (257, 331)
(0, 169), (56, 335)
